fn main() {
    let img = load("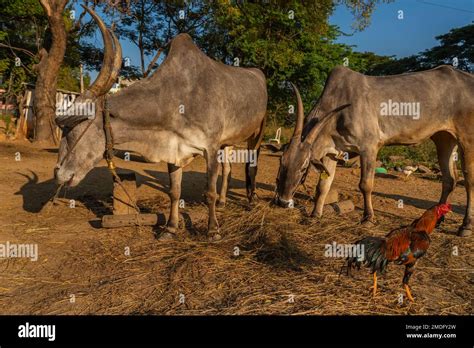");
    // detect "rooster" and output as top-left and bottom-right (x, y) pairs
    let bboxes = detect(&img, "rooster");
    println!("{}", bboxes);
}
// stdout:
(345, 203), (451, 302)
